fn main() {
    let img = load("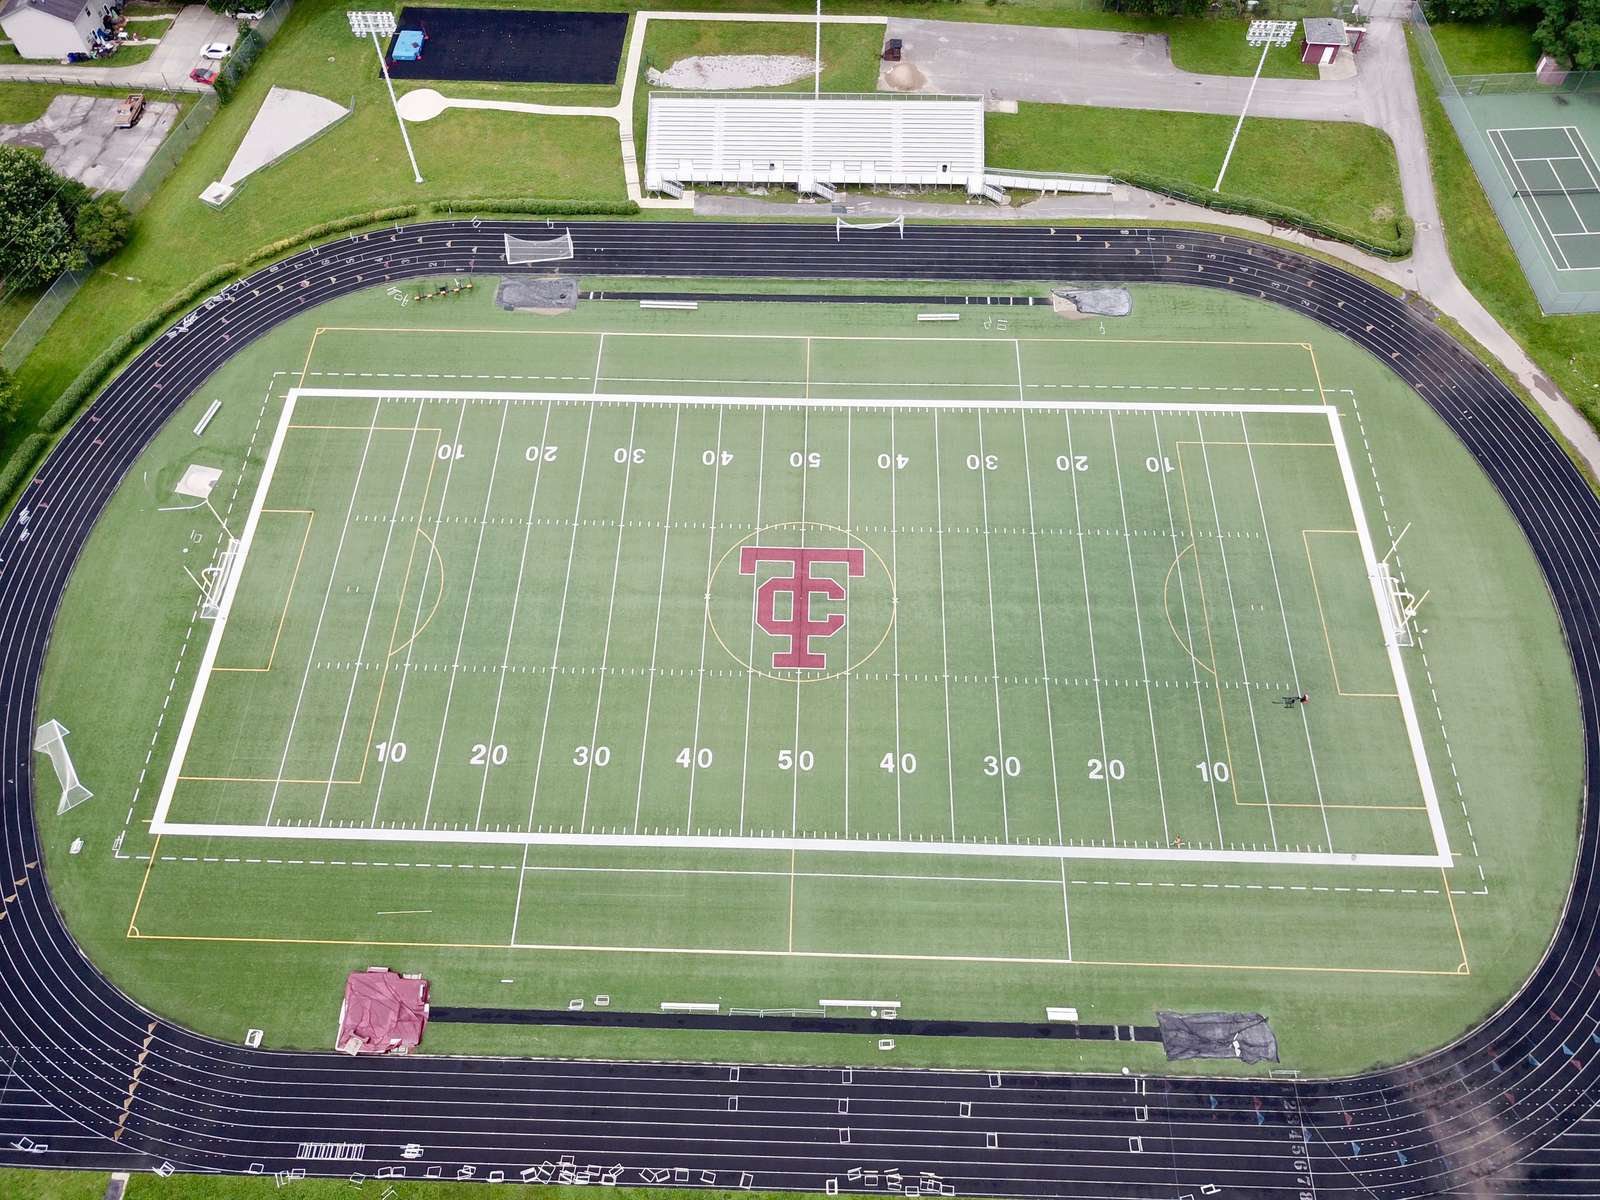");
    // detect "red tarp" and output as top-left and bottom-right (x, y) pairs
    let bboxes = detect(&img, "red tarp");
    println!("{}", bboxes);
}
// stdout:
(336, 968), (429, 1055)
